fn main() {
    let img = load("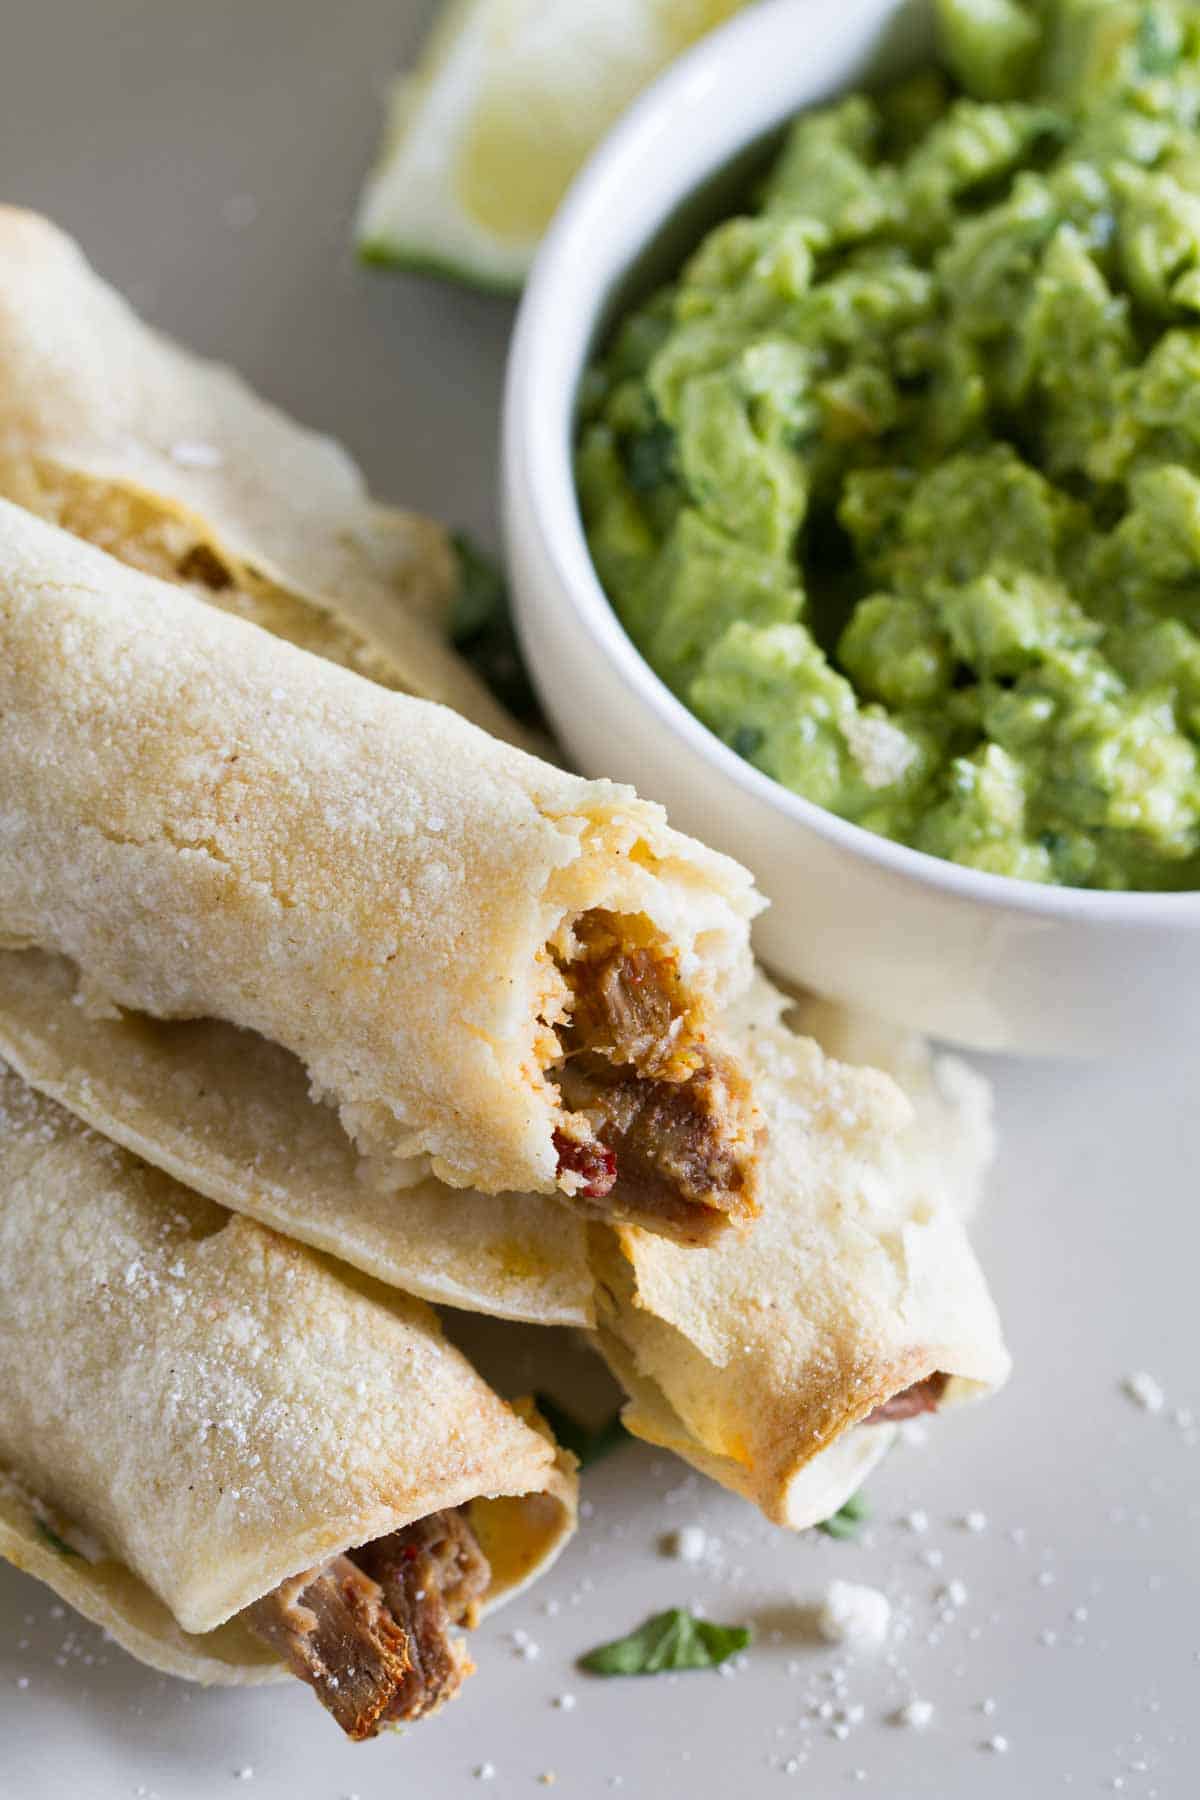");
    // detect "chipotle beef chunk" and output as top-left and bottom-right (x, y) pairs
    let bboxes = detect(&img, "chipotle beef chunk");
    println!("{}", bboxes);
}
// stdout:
(564, 931), (689, 1077)
(244, 1554), (412, 1742)
(557, 1051), (754, 1243)
(352, 1508), (490, 1723)
(866, 1372), (949, 1424)
(553, 914), (759, 1239)
(245, 1507), (490, 1740)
